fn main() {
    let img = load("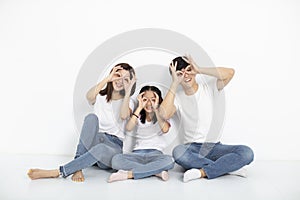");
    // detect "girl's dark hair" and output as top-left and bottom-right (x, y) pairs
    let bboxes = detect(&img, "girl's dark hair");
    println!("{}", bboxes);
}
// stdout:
(139, 85), (163, 124)
(100, 63), (136, 102)
(168, 56), (189, 75)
